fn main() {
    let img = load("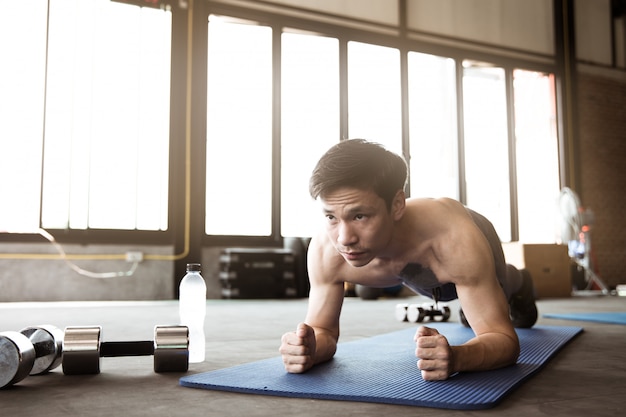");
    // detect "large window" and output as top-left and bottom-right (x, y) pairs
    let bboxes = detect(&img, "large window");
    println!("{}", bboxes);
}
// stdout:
(462, 62), (512, 241)
(204, 19), (561, 242)
(205, 16), (273, 236)
(408, 52), (458, 199)
(513, 70), (560, 243)
(460, 62), (561, 242)
(347, 41), (403, 155)
(280, 31), (340, 238)
(2, 4), (562, 246)
(0, 0), (48, 233)
(0, 0), (172, 233)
